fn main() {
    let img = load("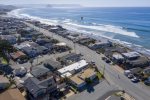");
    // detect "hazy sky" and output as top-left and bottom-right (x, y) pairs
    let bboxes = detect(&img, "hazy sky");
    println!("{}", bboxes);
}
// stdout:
(0, 0), (150, 7)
